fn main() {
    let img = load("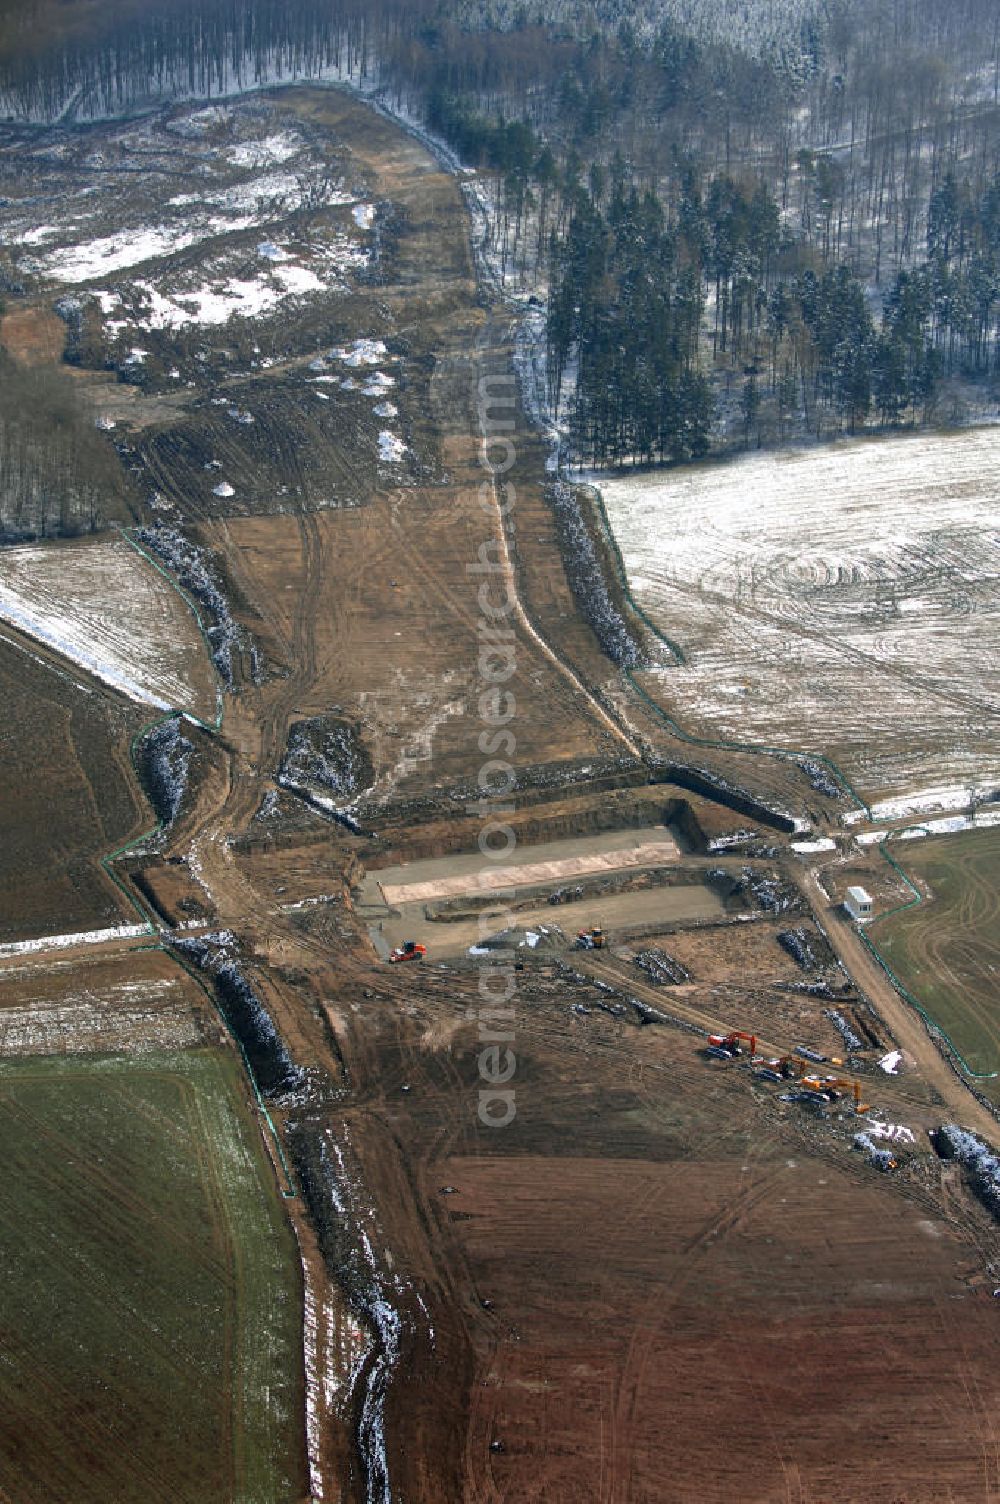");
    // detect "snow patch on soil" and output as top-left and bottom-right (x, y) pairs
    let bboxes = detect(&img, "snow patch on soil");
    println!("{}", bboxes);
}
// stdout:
(97, 239), (365, 330)
(33, 223), (217, 281)
(0, 923), (149, 958)
(377, 431), (407, 465)
(0, 977), (202, 1055)
(897, 810), (1000, 840)
(226, 132), (302, 167)
(867, 1120), (916, 1144)
(334, 338), (388, 366)
(844, 784), (989, 825)
(0, 538), (214, 713)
